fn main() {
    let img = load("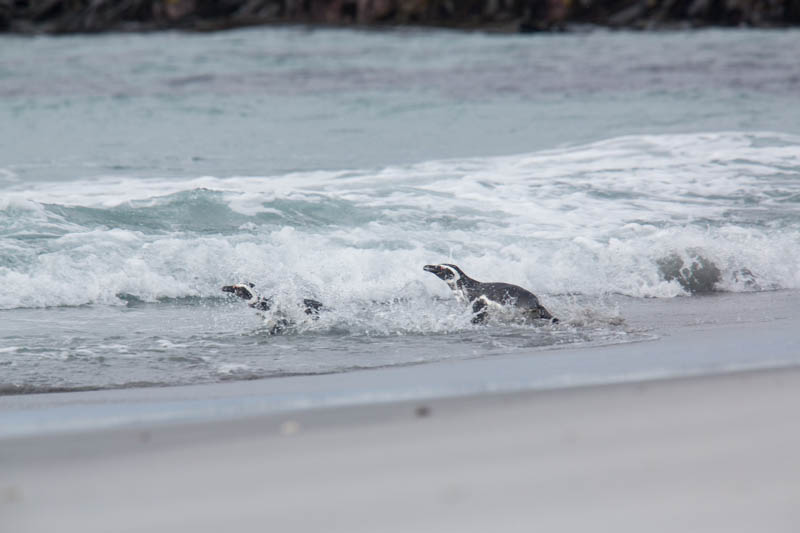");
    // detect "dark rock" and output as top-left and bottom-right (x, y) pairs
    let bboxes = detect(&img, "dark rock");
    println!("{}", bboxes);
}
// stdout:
(687, 0), (711, 19)
(520, 0), (571, 30)
(657, 250), (722, 294)
(0, 0), (11, 30)
(789, 0), (800, 22)
(165, 0), (196, 20)
(358, 0), (396, 23)
(234, 0), (282, 18)
(607, 0), (649, 25)
(1, 0), (798, 32)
